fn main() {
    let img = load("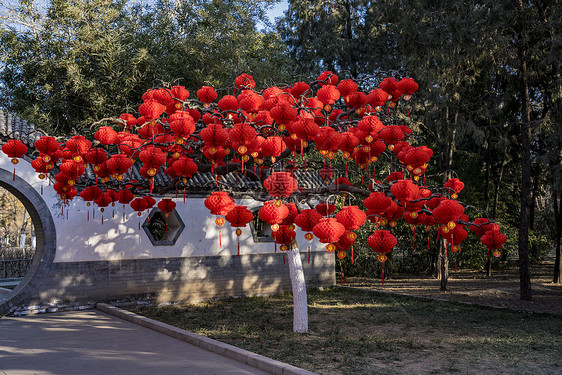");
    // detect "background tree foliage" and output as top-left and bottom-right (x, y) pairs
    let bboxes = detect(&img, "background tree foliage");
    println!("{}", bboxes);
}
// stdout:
(279, 0), (561, 289)
(0, 0), (291, 133)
